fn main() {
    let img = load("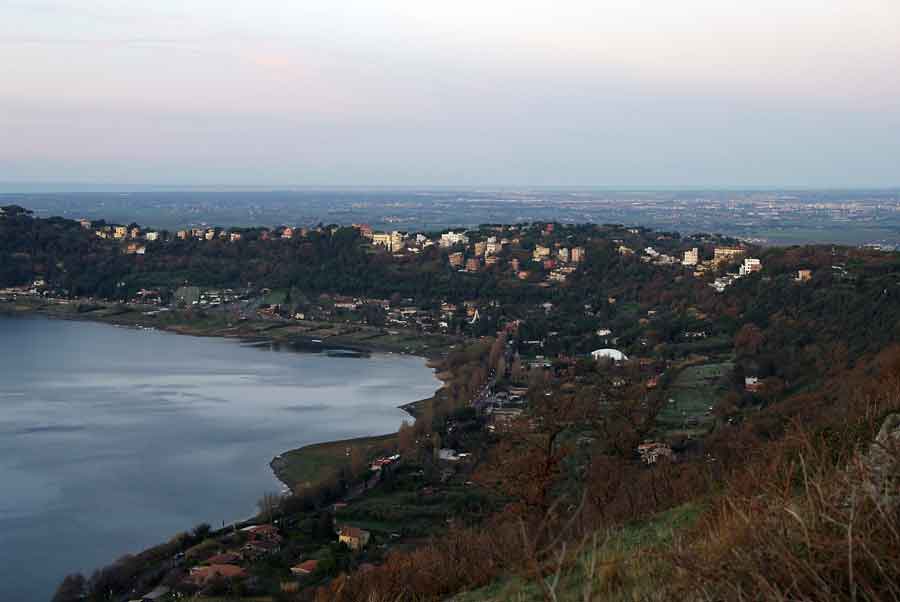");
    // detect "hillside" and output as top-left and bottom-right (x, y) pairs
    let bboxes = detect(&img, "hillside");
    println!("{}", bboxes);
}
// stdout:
(3, 208), (898, 602)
